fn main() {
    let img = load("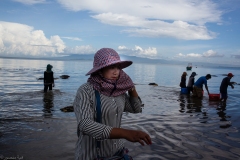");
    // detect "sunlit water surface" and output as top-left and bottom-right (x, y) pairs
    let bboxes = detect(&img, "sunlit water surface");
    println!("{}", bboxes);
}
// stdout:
(0, 58), (240, 160)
